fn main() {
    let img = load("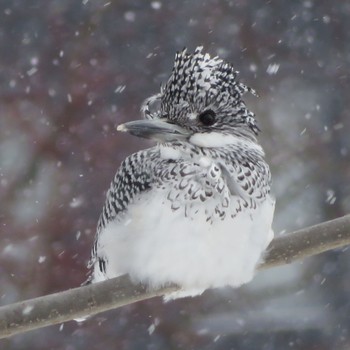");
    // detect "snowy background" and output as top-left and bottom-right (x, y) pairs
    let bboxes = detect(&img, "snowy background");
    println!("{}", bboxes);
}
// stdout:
(1, 0), (350, 349)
